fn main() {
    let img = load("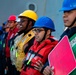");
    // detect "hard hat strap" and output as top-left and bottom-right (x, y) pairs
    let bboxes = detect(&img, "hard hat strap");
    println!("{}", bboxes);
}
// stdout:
(26, 19), (30, 30)
(69, 17), (76, 27)
(23, 19), (31, 35)
(39, 28), (48, 43)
